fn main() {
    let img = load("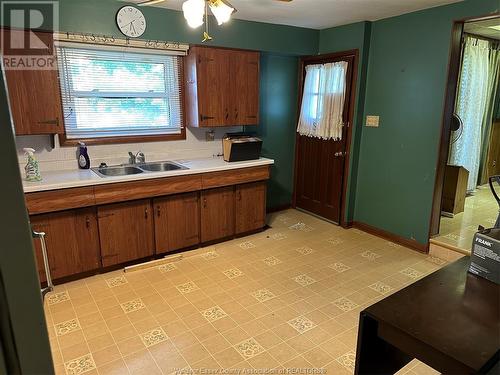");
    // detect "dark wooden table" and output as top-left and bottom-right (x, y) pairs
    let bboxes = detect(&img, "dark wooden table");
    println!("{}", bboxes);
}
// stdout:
(355, 257), (500, 374)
